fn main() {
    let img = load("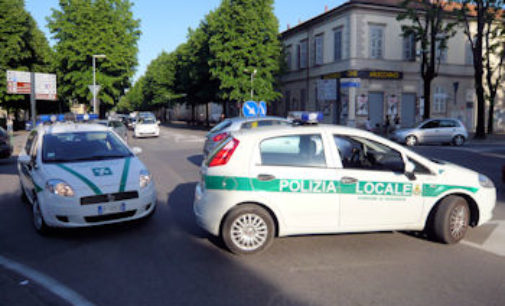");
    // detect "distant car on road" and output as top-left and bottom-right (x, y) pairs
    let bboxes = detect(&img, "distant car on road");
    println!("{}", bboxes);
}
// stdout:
(96, 119), (128, 142)
(390, 118), (468, 146)
(203, 116), (291, 156)
(134, 117), (160, 138)
(0, 127), (13, 159)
